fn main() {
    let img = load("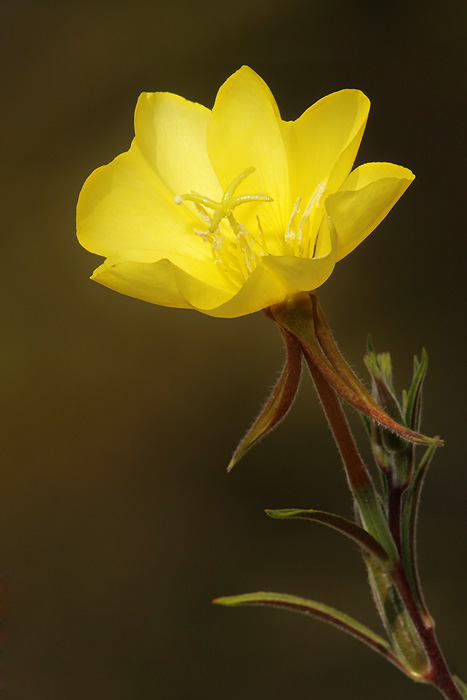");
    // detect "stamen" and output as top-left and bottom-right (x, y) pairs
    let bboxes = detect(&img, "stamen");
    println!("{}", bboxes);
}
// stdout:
(285, 197), (301, 242)
(301, 181), (327, 257)
(174, 166), (274, 279)
(284, 182), (327, 257)
(210, 167), (273, 233)
(227, 214), (256, 274)
(298, 196), (315, 231)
